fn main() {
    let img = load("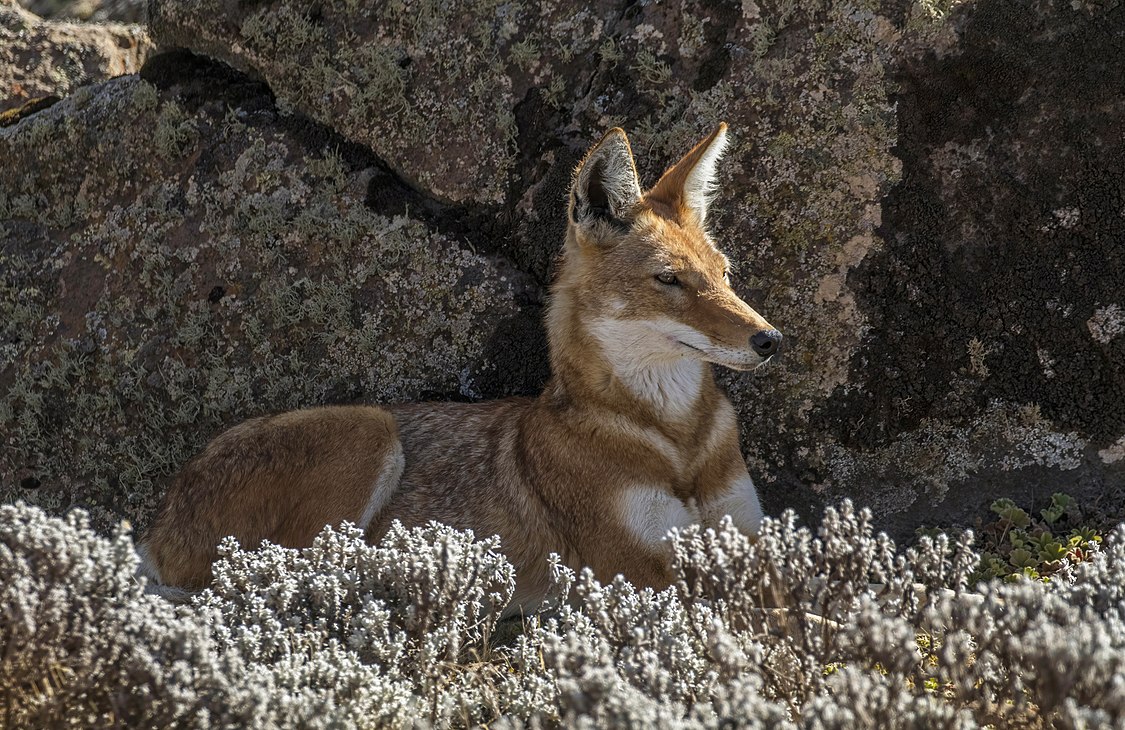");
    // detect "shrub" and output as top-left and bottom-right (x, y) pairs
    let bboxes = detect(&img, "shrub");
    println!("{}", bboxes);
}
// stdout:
(0, 503), (249, 728)
(198, 521), (515, 727)
(2, 500), (1124, 728)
